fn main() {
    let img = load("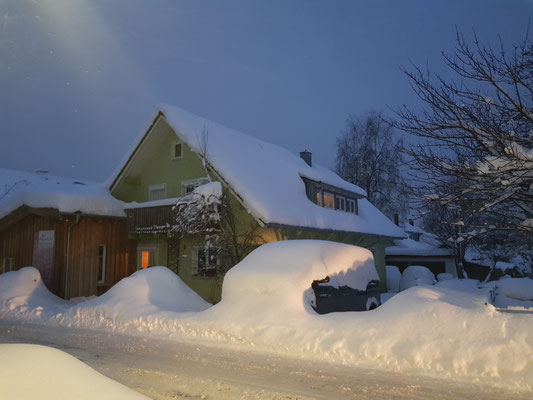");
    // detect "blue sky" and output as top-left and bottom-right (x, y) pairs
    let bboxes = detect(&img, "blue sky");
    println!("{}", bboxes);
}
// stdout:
(0, 0), (531, 181)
